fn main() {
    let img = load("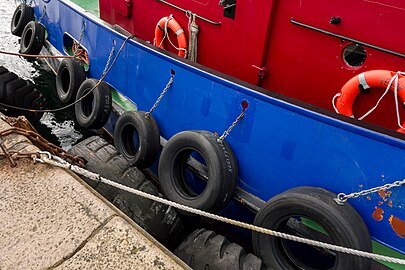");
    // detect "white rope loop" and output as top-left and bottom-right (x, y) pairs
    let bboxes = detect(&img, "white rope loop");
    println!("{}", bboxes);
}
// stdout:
(34, 152), (405, 266)
(393, 71), (405, 131)
(332, 93), (341, 114)
(357, 72), (396, 121)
